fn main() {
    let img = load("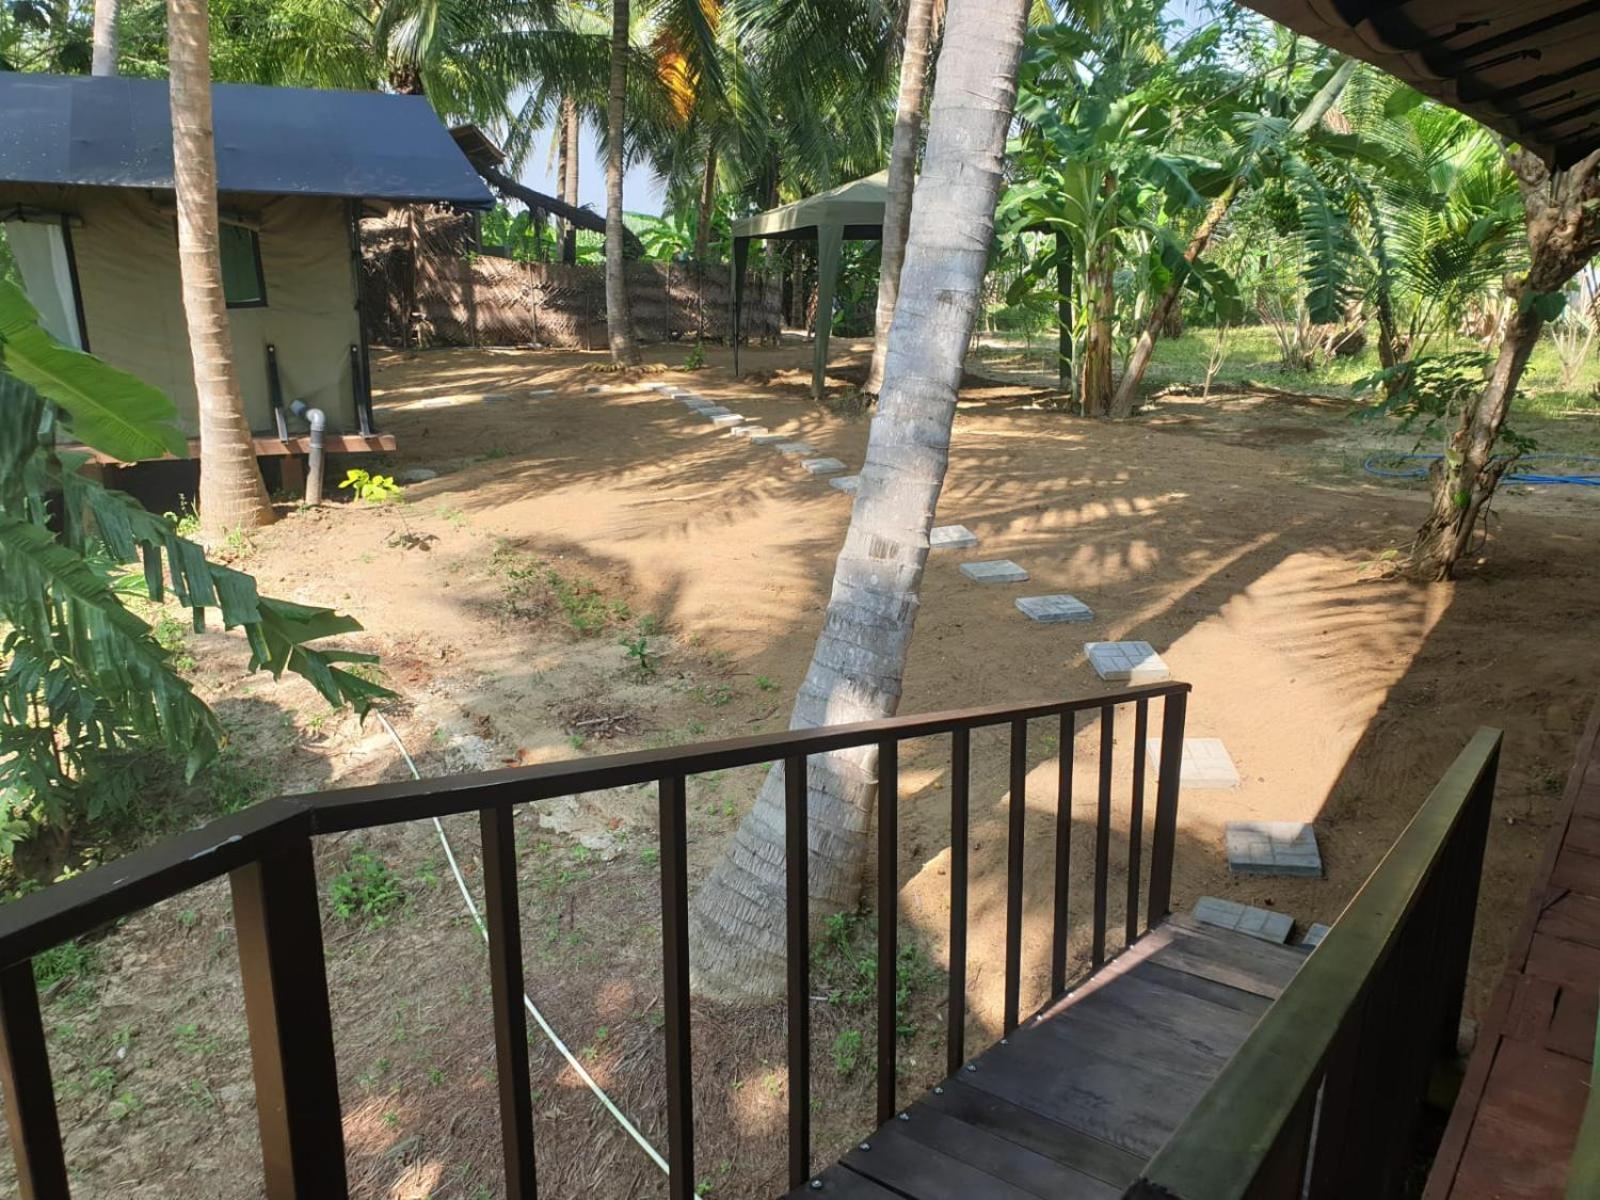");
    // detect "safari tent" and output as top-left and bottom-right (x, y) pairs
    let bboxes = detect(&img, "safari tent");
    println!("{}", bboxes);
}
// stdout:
(0, 72), (493, 460)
